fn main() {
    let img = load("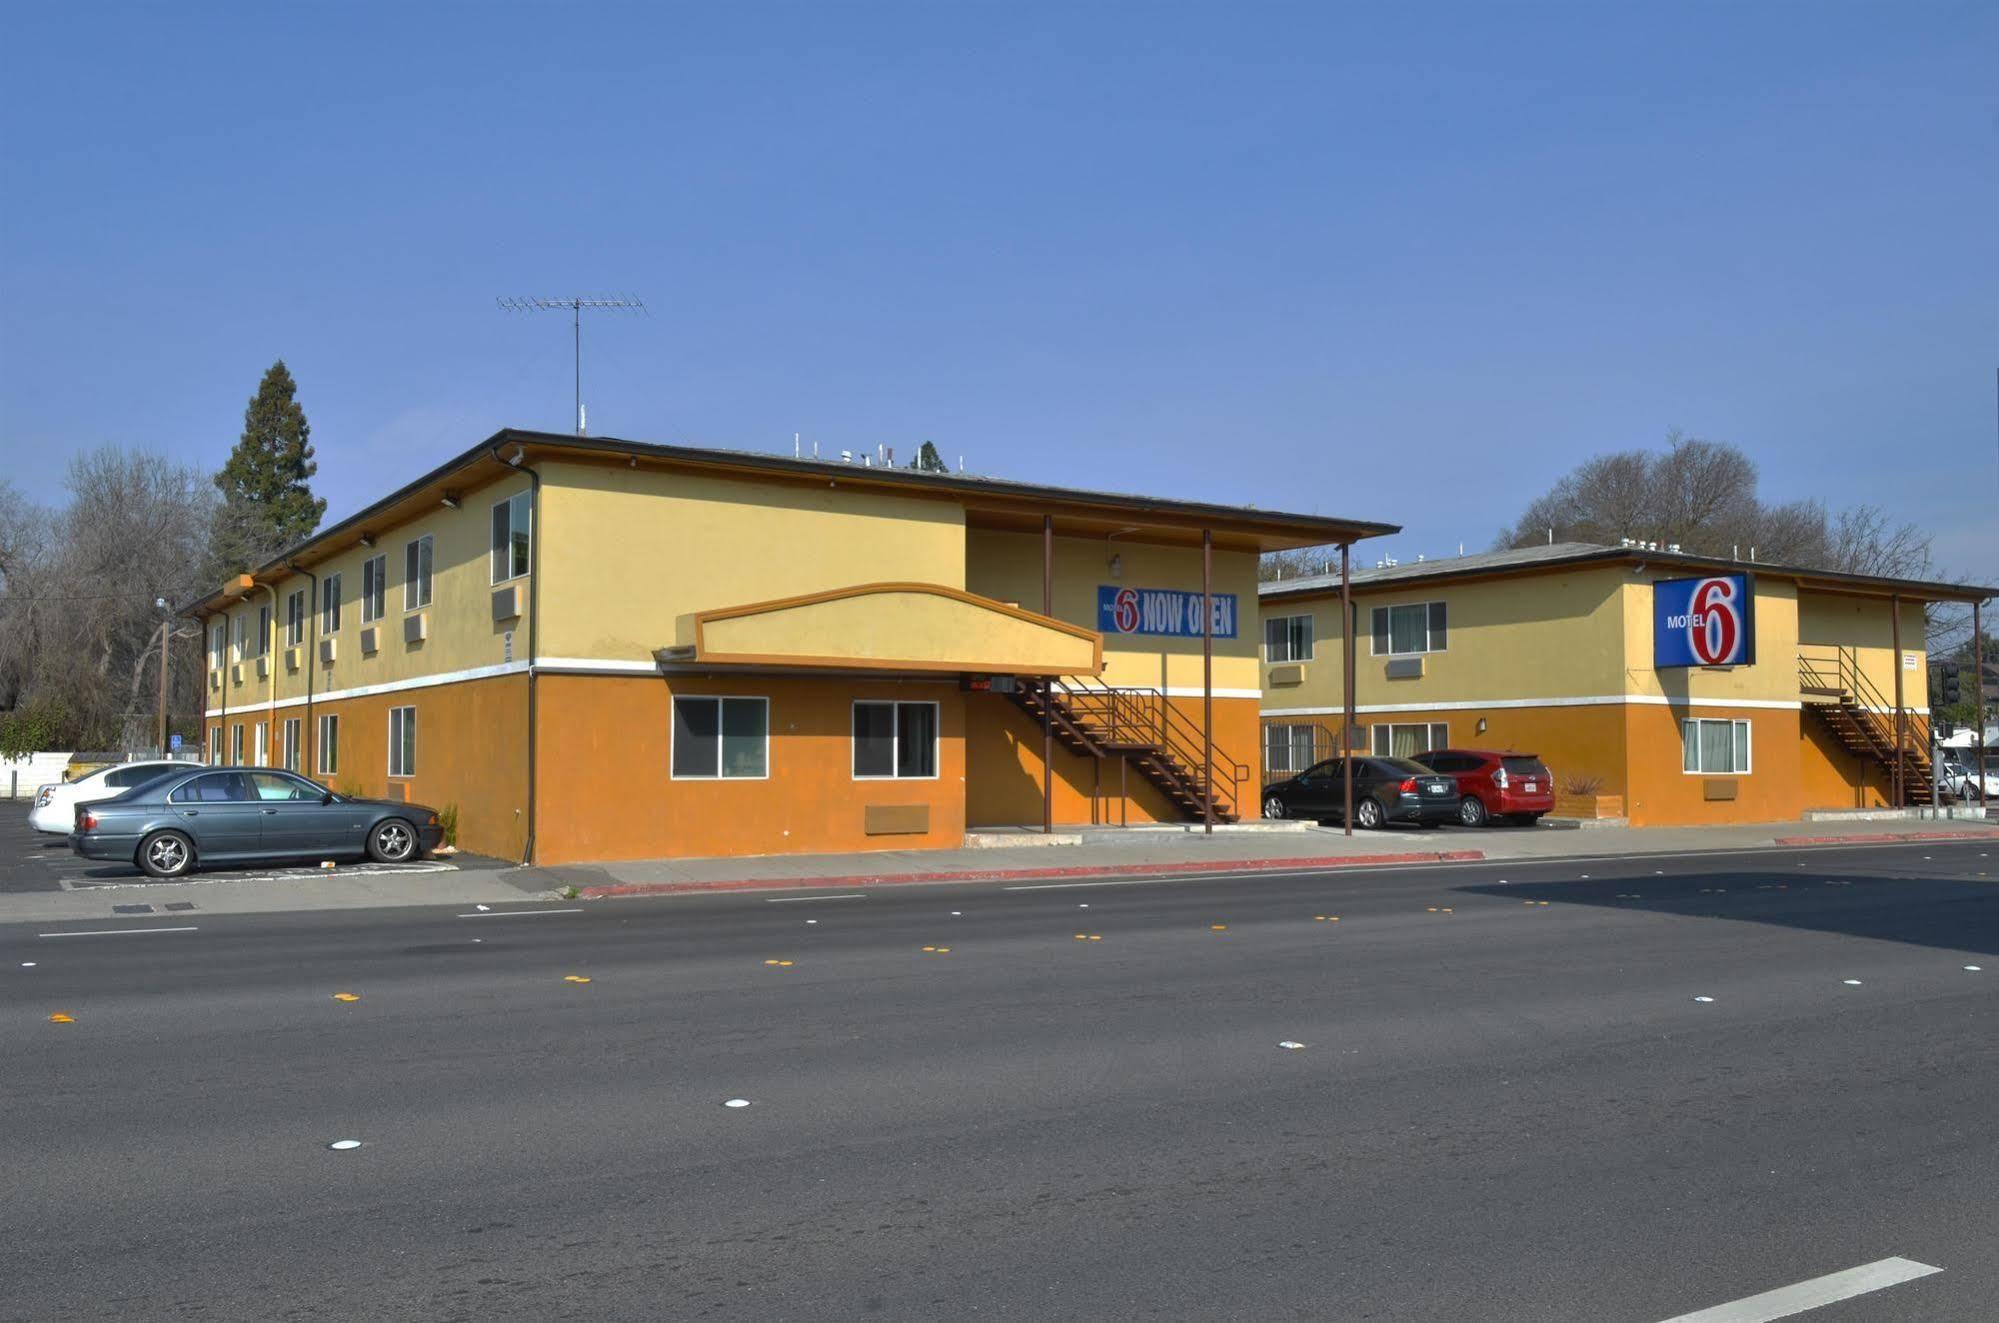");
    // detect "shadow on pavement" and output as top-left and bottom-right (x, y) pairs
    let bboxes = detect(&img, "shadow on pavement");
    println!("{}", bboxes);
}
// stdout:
(1458, 865), (1999, 957)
